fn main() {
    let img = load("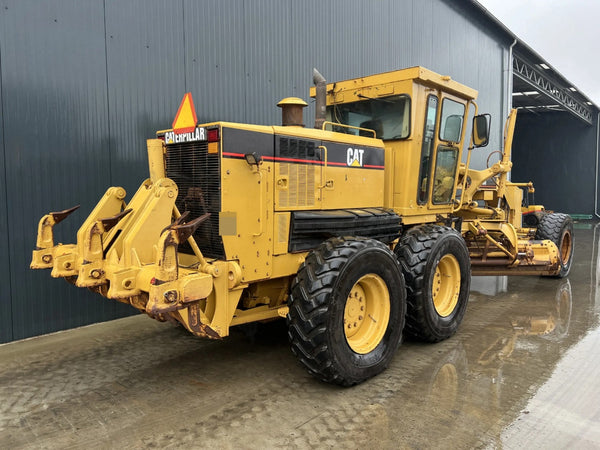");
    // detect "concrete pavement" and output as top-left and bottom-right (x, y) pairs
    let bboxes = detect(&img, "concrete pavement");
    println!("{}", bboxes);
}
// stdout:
(1, 223), (599, 449)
